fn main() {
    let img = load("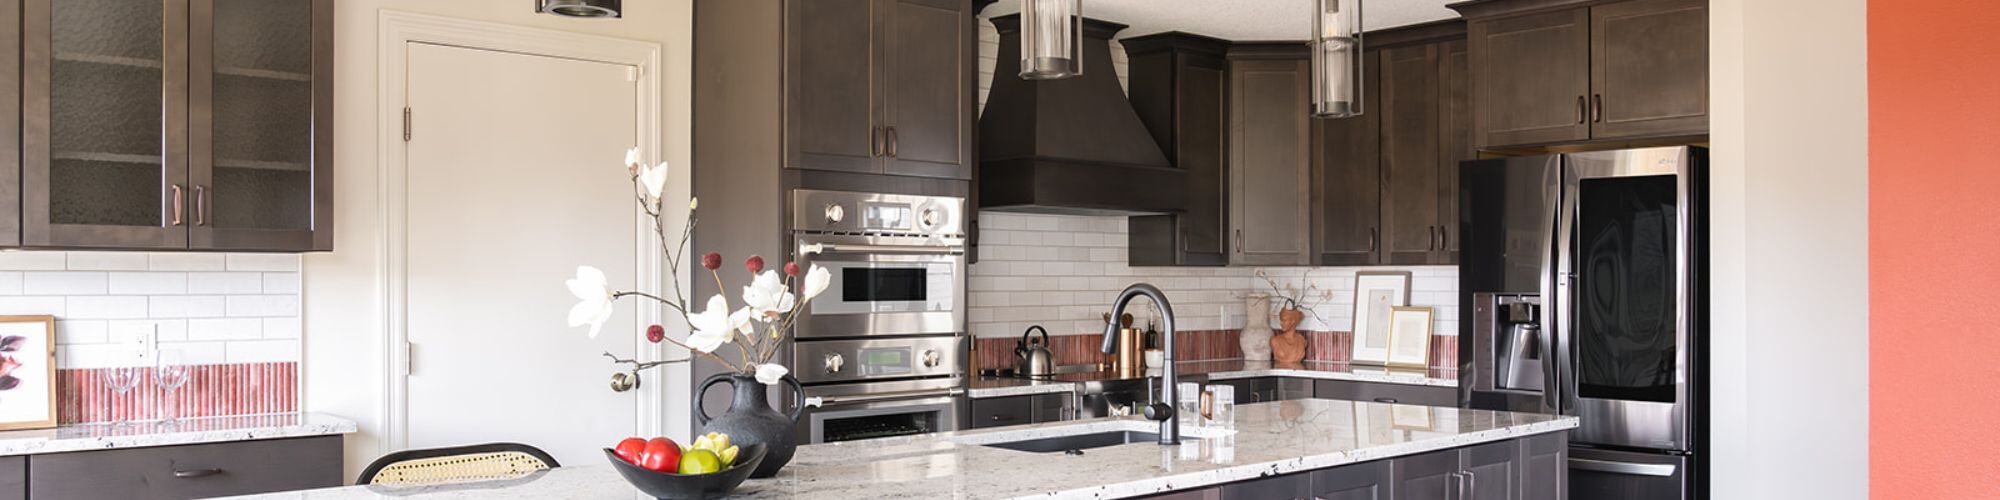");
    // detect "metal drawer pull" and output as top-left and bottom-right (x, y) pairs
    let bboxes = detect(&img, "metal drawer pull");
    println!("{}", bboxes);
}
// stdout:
(870, 126), (882, 157)
(1569, 458), (1677, 477)
(990, 414), (1017, 421)
(1576, 96), (1586, 124)
(173, 468), (223, 478)
(887, 126), (898, 157)
(799, 243), (964, 256)
(169, 184), (185, 226)
(194, 185), (208, 227)
(1373, 398), (1397, 404)
(1592, 94), (1604, 123)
